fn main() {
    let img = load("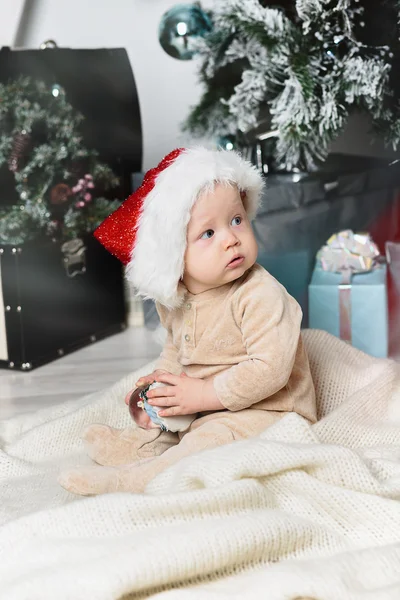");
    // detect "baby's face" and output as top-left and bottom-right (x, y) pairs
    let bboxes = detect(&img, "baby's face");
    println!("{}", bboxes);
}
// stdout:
(182, 183), (258, 294)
